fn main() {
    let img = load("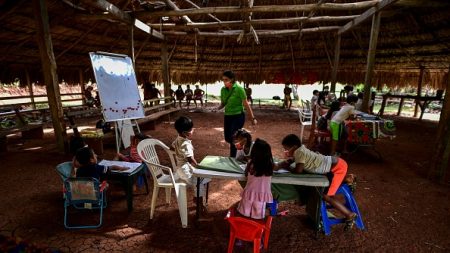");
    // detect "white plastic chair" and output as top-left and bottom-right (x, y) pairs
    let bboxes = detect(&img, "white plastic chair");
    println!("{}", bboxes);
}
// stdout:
(137, 138), (188, 228)
(298, 108), (312, 142)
